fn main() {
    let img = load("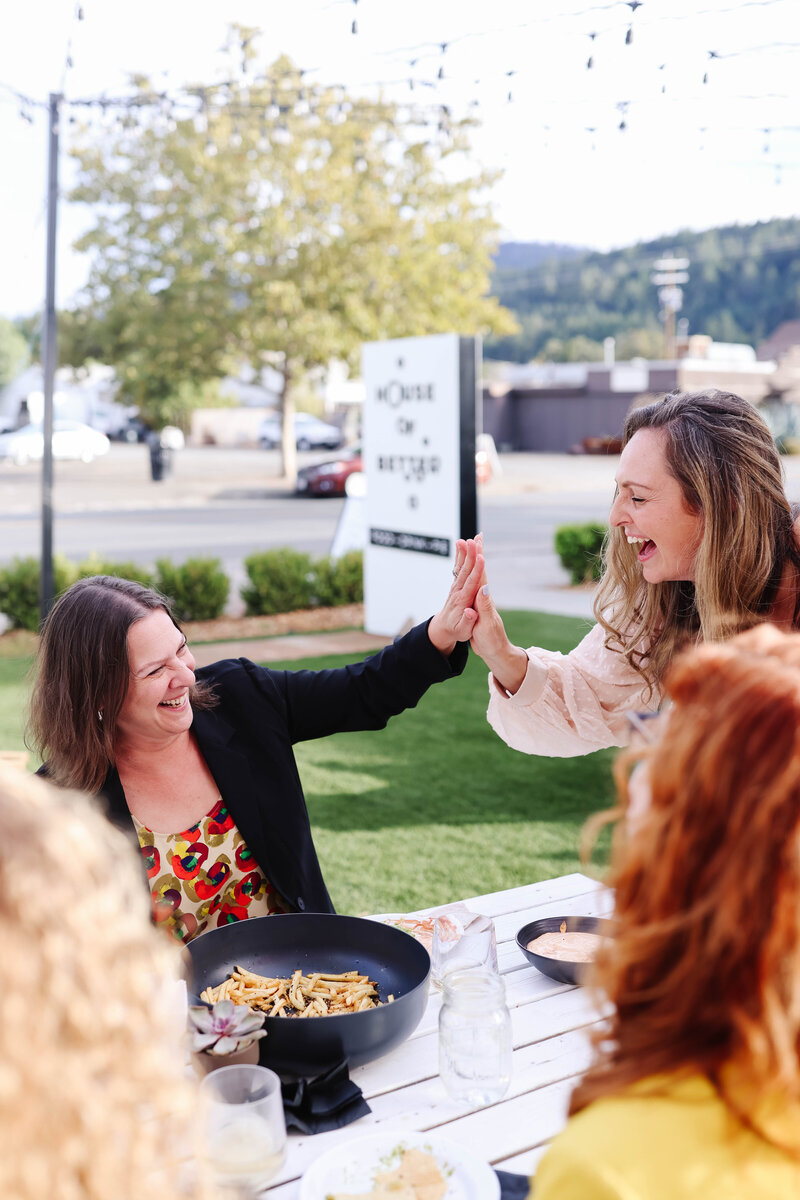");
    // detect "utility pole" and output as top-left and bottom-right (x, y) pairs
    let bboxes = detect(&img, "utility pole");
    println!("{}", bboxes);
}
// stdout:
(651, 255), (689, 359)
(40, 92), (61, 623)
